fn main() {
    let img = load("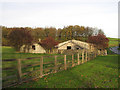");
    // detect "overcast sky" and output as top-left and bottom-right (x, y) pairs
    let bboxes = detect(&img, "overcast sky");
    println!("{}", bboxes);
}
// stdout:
(0, 0), (119, 38)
